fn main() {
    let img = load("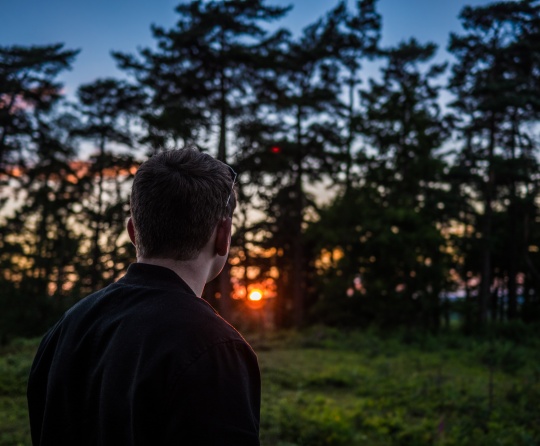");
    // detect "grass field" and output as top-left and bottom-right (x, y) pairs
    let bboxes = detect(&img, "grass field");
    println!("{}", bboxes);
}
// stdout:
(1, 327), (539, 445)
